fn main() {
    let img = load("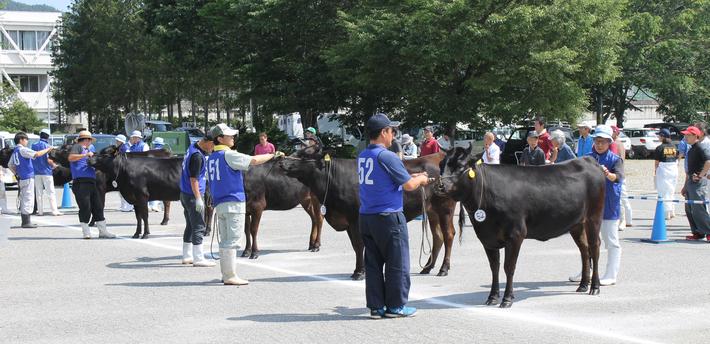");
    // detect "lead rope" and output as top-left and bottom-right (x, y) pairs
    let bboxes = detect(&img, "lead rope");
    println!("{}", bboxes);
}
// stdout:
(320, 157), (333, 212)
(209, 207), (220, 260)
(418, 186), (433, 269)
